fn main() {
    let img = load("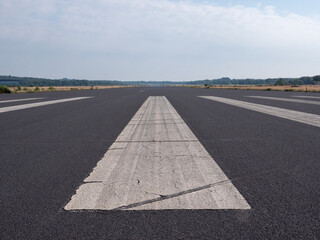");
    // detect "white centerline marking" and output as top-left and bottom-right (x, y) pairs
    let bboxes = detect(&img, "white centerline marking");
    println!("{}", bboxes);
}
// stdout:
(199, 96), (320, 128)
(65, 96), (251, 211)
(293, 96), (320, 100)
(0, 98), (43, 104)
(0, 97), (93, 114)
(247, 96), (320, 105)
